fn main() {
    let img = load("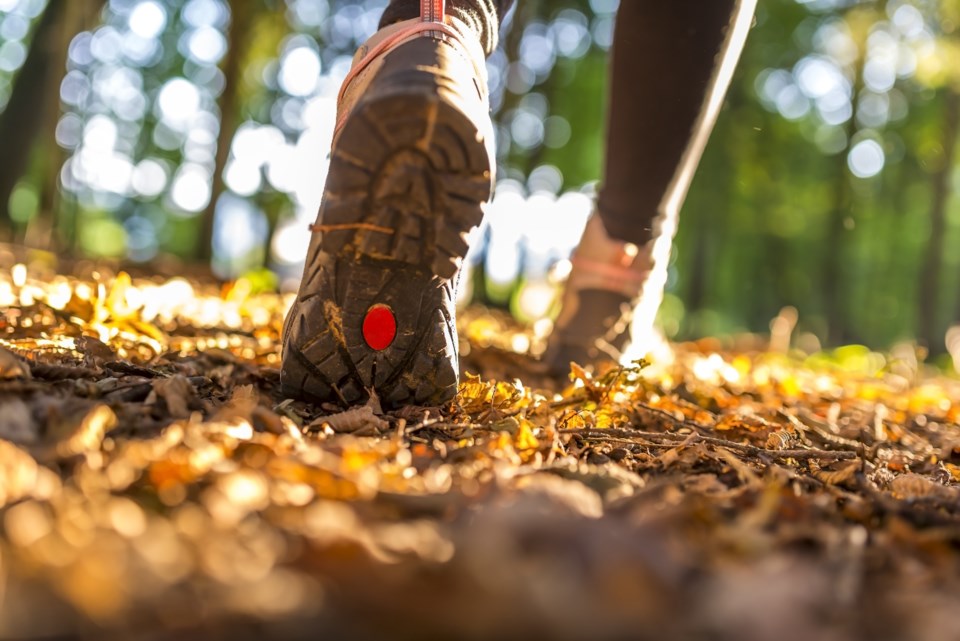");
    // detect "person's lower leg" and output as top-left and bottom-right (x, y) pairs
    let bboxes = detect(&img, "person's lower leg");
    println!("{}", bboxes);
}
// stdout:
(548, 0), (757, 368)
(598, 0), (756, 246)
